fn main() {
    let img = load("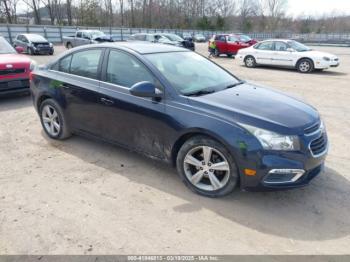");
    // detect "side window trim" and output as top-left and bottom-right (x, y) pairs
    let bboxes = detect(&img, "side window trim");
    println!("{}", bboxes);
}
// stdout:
(50, 48), (106, 81)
